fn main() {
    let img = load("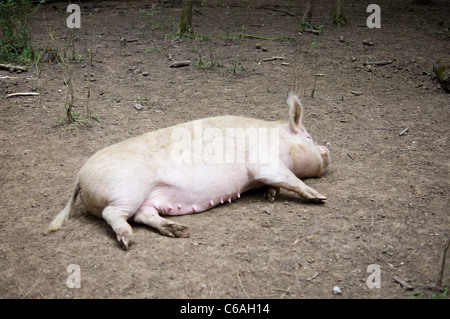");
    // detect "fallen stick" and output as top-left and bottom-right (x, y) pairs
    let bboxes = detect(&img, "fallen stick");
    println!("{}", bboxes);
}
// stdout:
(393, 275), (415, 290)
(0, 63), (27, 72)
(241, 34), (295, 40)
(259, 5), (296, 17)
(169, 60), (191, 68)
(306, 272), (319, 281)
(364, 60), (394, 66)
(237, 269), (251, 298)
(303, 28), (320, 35)
(399, 128), (409, 136)
(6, 92), (40, 98)
(262, 56), (285, 62)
